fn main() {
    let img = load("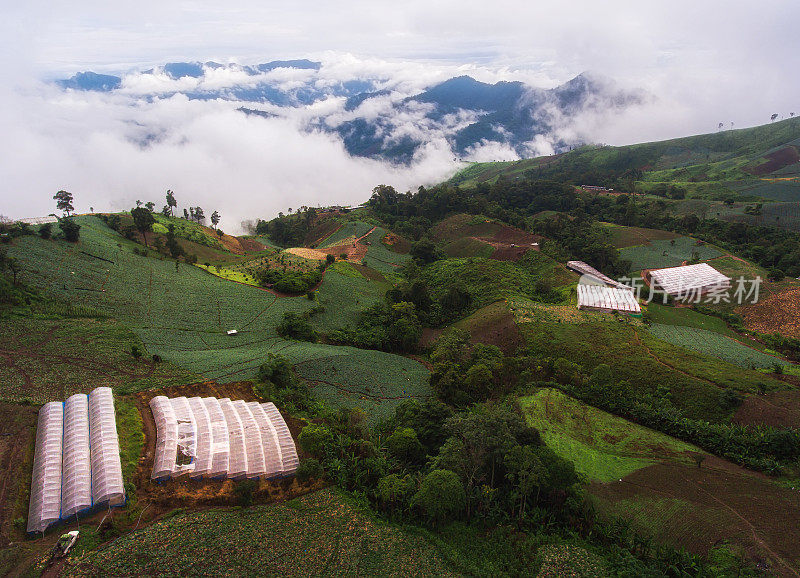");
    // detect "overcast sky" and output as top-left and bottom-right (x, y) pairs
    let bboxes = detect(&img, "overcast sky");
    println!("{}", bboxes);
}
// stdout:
(1, 1), (797, 228)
